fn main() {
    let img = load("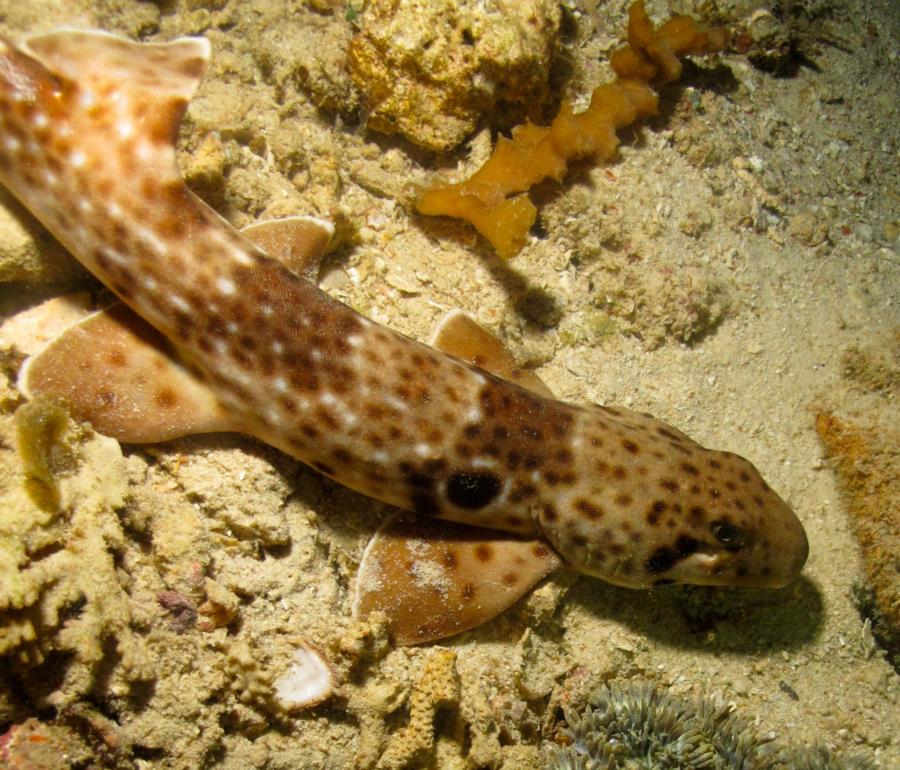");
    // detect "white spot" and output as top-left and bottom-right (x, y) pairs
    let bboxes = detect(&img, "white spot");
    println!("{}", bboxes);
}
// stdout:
(10, 90), (26, 104)
(472, 456), (498, 469)
(274, 376), (288, 394)
(26, 140), (40, 156)
(264, 407), (281, 425)
(78, 89), (95, 108)
(371, 449), (389, 464)
(135, 140), (153, 162)
(100, 246), (126, 266)
(143, 277), (158, 292)
(216, 277), (236, 296)
(78, 199), (92, 213)
(358, 317), (373, 329)
(261, 305), (273, 317)
(108, 201), (123, 219)
(231, 246), (254, 267)
(346, 335), (363, 348)
(117, 120), (134, 139)
(42, 170), (58, 187)
(226, 322), (238, 334)
(465, 407), (482, 422)
(530, 470), (542, 483)
(169, 294), (191, 314)
(471, 370), (486, 385)
(272, 340), (284, 355)
(385, 395), (409, 412)
(69, 149), (86, 168)
(311, 349), (323, 362)
(414, 443), (432, 458)
(4, 136), (20, 153)
(344, 411), (358, 427)
(320, 392), (337, 406)
(57, 125), (72, 139)
(214, 339), (228, 355)
(133, 224), (167, 256)
(32, 111), (47, 128)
